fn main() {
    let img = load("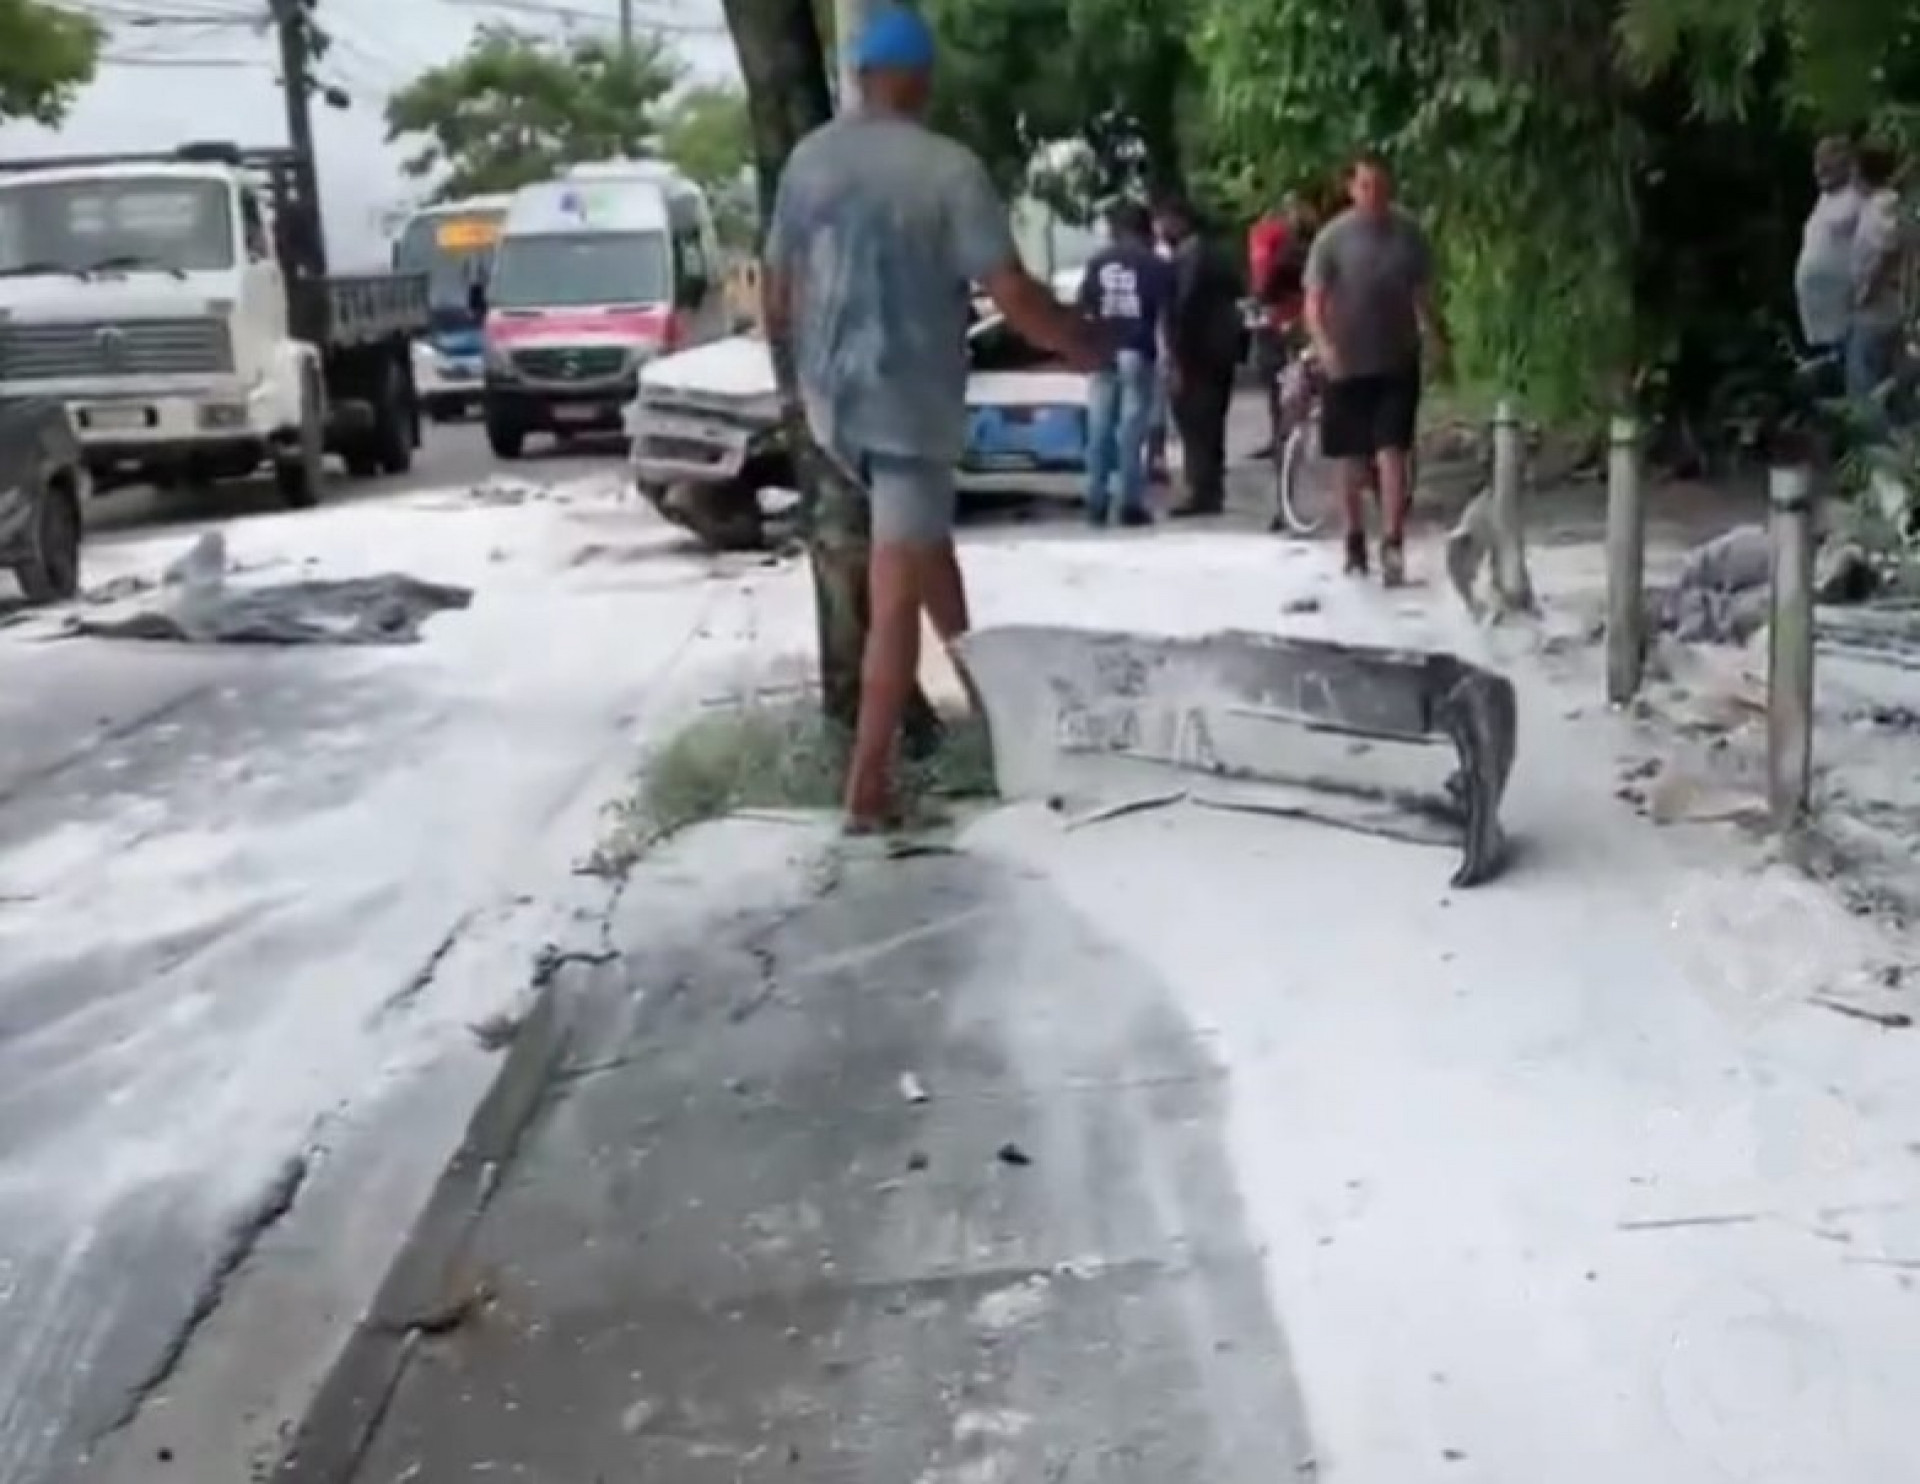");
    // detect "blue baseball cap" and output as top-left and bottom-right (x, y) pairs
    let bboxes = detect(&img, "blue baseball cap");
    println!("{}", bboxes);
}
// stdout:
(851, 4), (936, 73)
